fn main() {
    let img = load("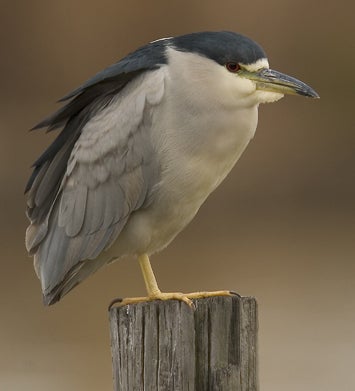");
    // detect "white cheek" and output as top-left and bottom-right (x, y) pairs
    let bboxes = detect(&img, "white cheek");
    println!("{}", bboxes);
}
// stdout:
(234, 77), (256, 96)
(254, 90), (284, 104)
(222, 74), (257, 107)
